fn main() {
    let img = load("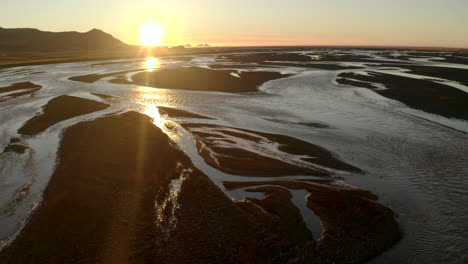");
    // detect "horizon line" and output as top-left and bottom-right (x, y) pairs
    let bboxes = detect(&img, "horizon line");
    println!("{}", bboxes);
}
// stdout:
(2, 26), (468, 51)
